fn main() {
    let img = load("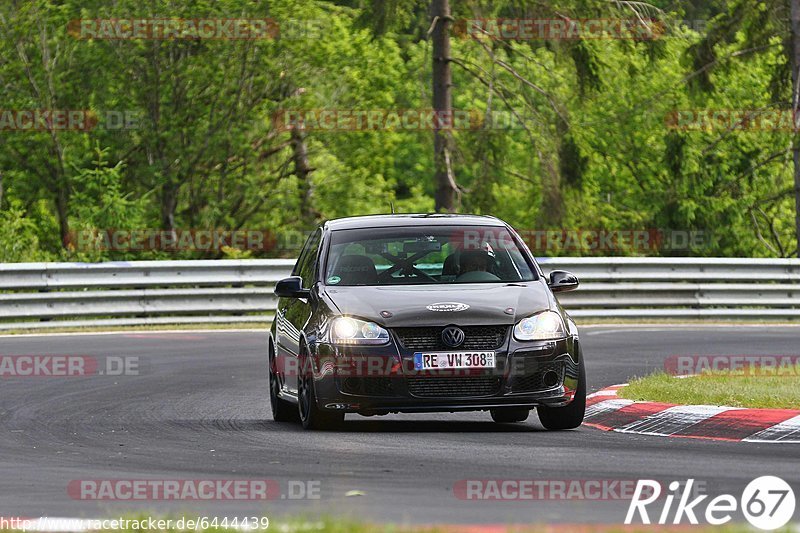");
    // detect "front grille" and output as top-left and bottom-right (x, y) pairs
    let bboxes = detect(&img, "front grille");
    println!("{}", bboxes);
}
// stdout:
(407, 376), (501, 397)
(393, 325), (508, 351)
(364, 378), (394, 396)
(511, 359), (565, 393)
(341, 377), (396, 396)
